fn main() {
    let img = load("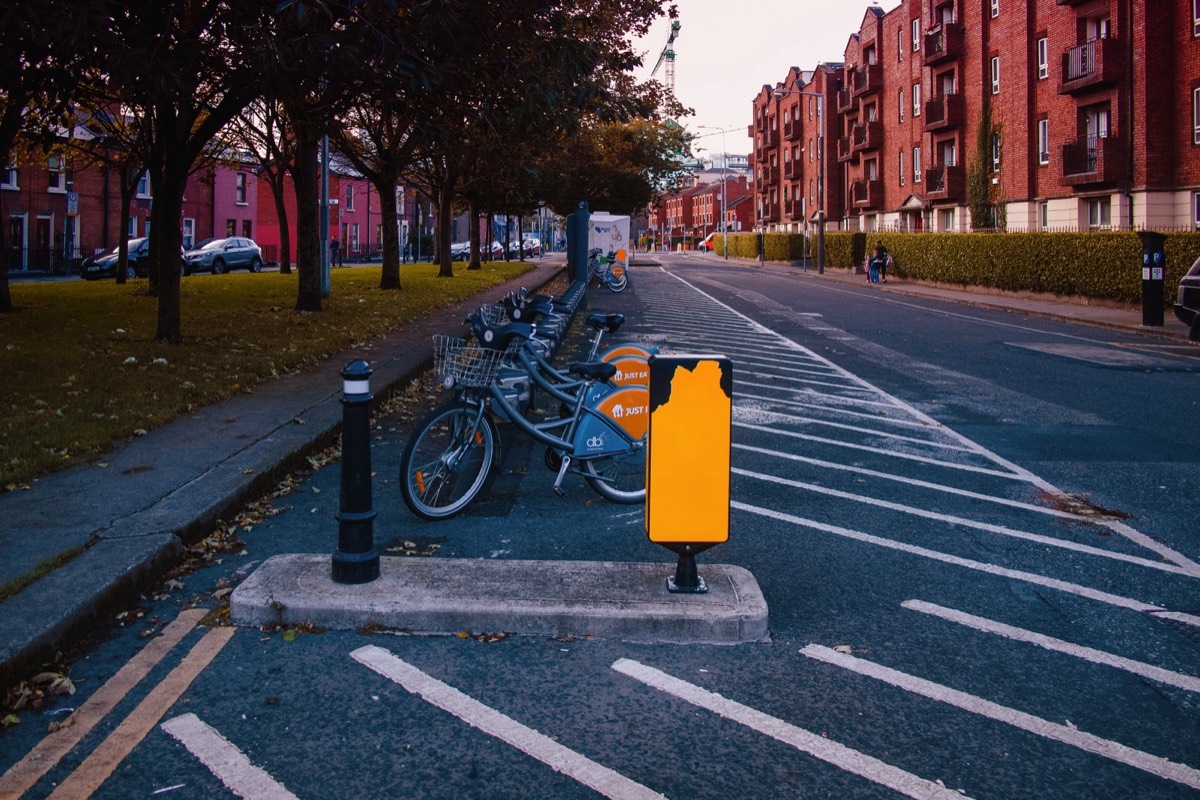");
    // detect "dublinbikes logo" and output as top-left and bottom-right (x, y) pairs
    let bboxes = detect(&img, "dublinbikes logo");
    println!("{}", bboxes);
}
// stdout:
(586, 434), (606, 450)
